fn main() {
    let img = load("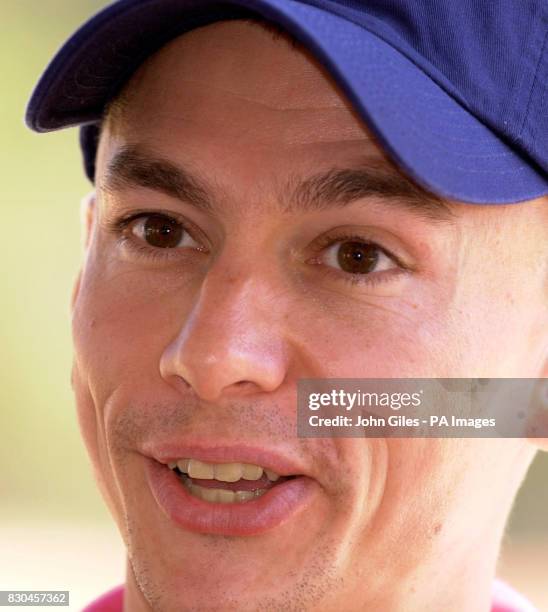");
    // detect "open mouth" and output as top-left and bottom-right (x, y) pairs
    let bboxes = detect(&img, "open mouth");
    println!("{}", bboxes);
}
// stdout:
(145, 449), (316, 535)
(168, 458), (295, 504)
